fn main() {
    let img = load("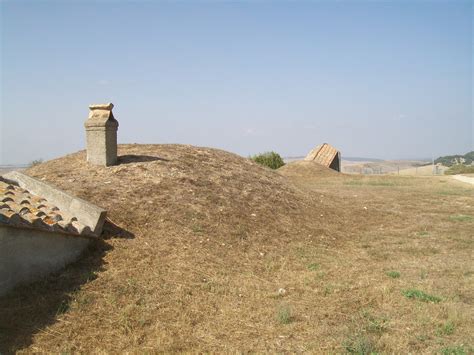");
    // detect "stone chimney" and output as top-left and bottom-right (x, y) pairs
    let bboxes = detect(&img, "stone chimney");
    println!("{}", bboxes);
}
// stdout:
(84, 103), (119, 166)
